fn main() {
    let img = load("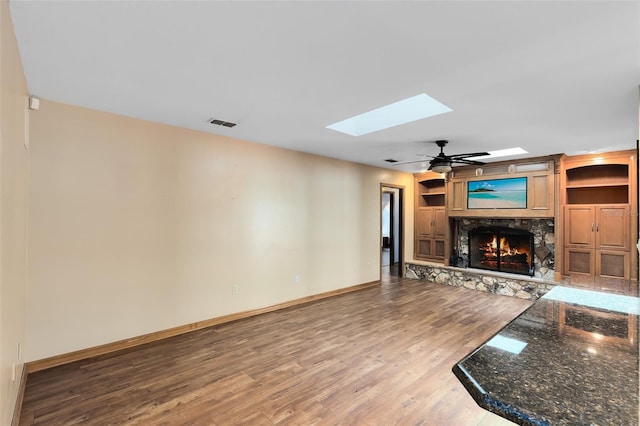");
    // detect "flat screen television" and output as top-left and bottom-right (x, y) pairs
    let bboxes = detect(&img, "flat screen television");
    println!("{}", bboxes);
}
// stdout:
(467, 177), (527, 209)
